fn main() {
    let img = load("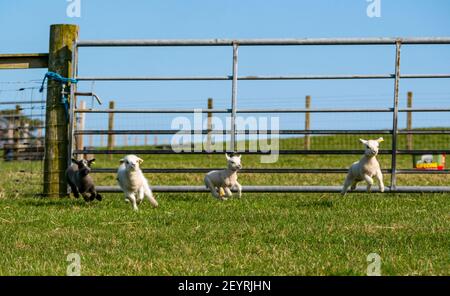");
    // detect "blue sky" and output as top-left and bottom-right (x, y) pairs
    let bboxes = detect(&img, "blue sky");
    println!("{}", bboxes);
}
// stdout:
(1, 0), (450, 145)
